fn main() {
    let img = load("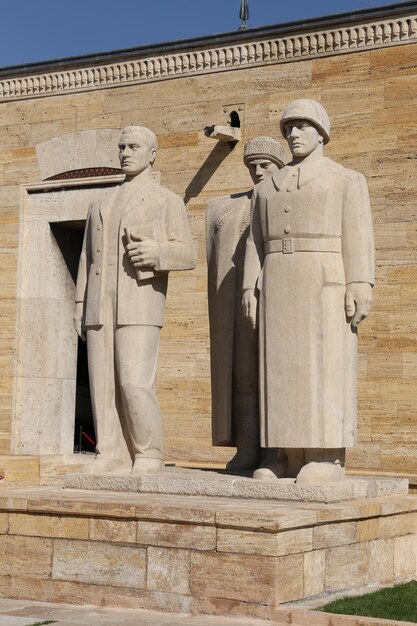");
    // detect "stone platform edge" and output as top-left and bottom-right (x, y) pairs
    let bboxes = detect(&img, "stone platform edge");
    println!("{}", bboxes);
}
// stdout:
(63, 468), (409, 503)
